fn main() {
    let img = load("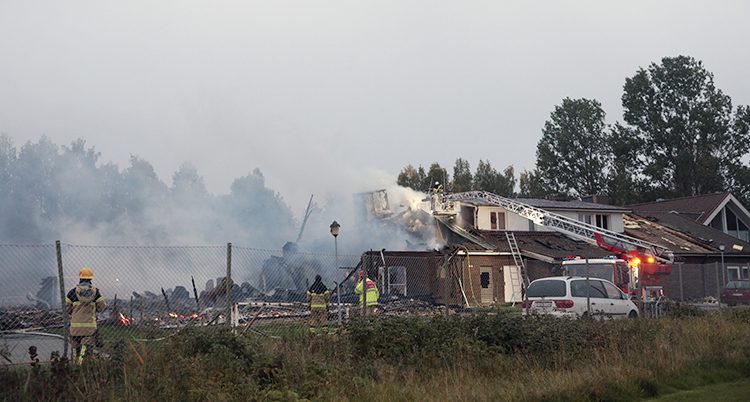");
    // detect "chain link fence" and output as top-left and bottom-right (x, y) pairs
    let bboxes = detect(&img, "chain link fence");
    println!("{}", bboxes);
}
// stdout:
(4, 242), (746, 366)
